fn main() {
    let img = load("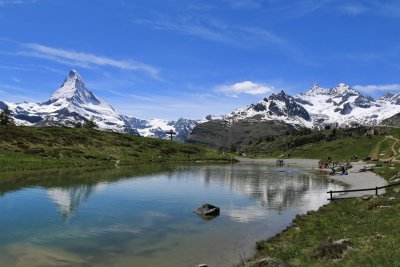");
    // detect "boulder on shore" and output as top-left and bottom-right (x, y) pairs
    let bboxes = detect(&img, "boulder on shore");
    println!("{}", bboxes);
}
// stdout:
(194, 204), (220, 217)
